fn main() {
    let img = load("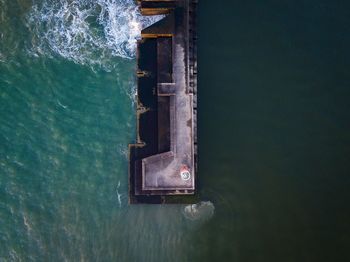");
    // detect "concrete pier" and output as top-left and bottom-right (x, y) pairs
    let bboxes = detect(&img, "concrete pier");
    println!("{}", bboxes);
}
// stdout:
(129, 0), (198, 204)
